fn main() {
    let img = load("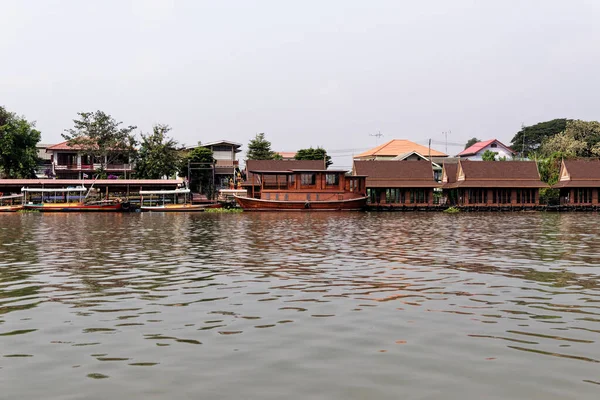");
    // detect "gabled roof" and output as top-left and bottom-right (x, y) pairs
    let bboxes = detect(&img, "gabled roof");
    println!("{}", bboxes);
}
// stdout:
(46, 140), (87, 151)
(553, 159), (600, 188)
(276, 151), (297, 159)
(442, 163), (458, 185)
(354, 140), (447, 159)
(391, 151), (442, 169)
(202, 140), (242, 149)
(353, 160), (440, 188)
(457, 139), (516, 157)
(444, 160), (548, 188)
